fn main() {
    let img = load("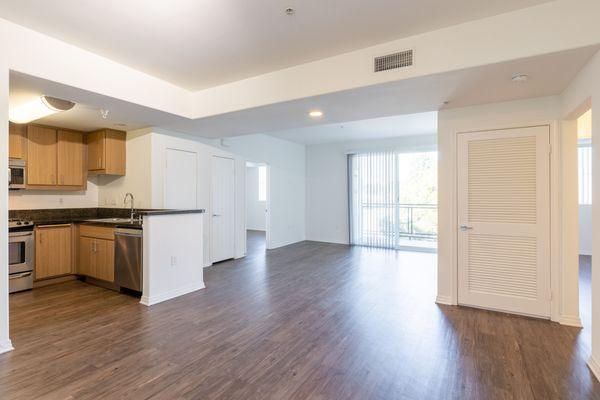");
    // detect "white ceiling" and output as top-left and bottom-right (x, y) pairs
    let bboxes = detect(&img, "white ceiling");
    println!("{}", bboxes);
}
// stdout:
(9, 46), (598, 138)
(0, 0), (552, 90)
(268, 112), (437, 145)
